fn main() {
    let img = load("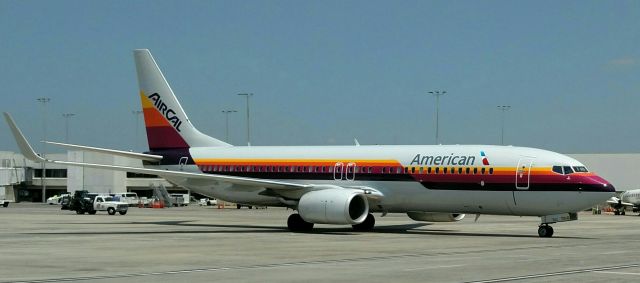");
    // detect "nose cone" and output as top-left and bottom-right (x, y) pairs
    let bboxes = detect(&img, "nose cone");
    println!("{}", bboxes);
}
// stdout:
(588, 175), (616, 193)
